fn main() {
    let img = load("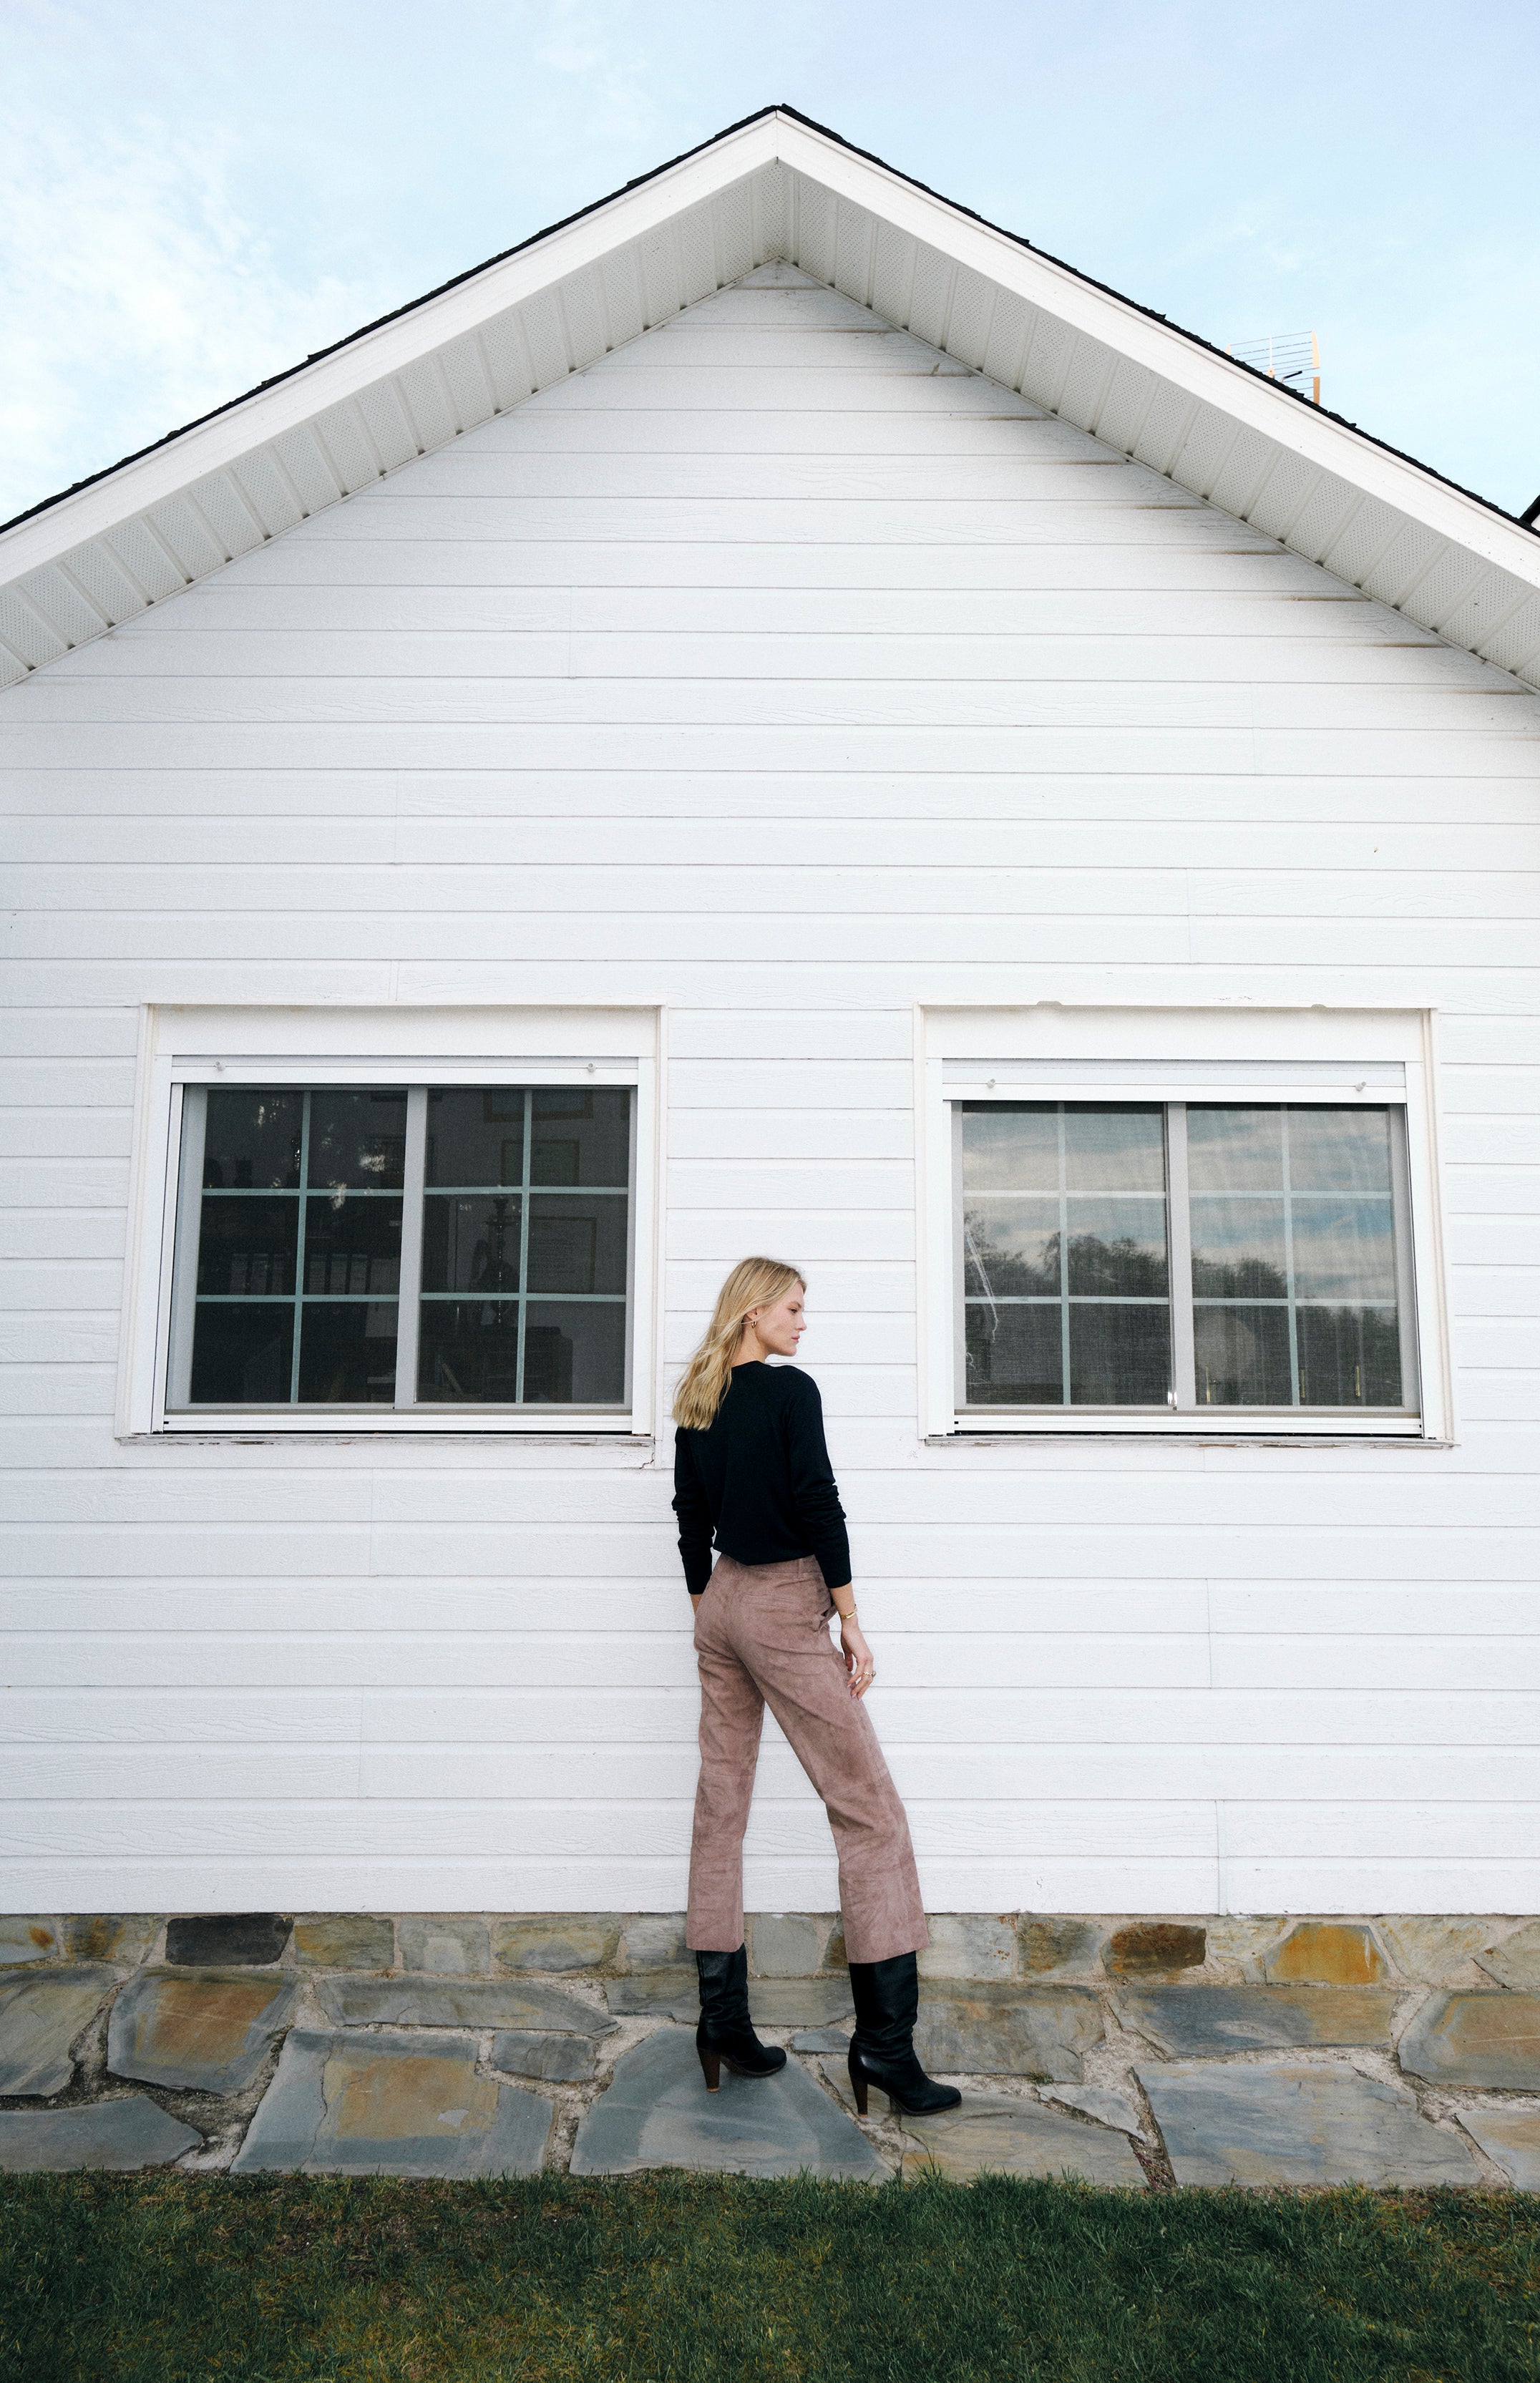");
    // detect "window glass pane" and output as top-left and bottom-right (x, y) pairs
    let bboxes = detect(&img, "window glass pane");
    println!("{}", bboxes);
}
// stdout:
(422, 1194), (522, 1293)
(307, 1091), (407, 1192)
(1186, 1102), (1410, 1410)
(1191, 1199), (1287, 1298)
(195, 1197), (297, 1295)
(190, 1305), (293, 1404)
(202, 1089), (301, 1190)
(1187, 1106), (1284, 1193)
(965, 1305), (1061, 1403)
(1064, 1105), (1165, 1192)
(298, 1302), (398, 1402)
(1290, 1200), (1397, 1303)
(527, 1196), (629, 1295)
(1066, 1199), (1168, 1296)
(1287, 1106), (1393, 1195)
(1194, 1306), (1293, 1405)
(1069, 1305), (1171, 1405)
(418, 1300), (522, 1402)
(425, 1088), (526, 1189)
(961, 1105), (1058, 1192)
(1297, 1306), (1403, 1407)
(417, 1087), (632, 1405)
(303, 1194), (401, 1295)
(958, 1101), (1171, 1409)
(530, 1089), (631, 1187)
(964, 1199), (1060, 1296)
(523, 1301), (628, 1403)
